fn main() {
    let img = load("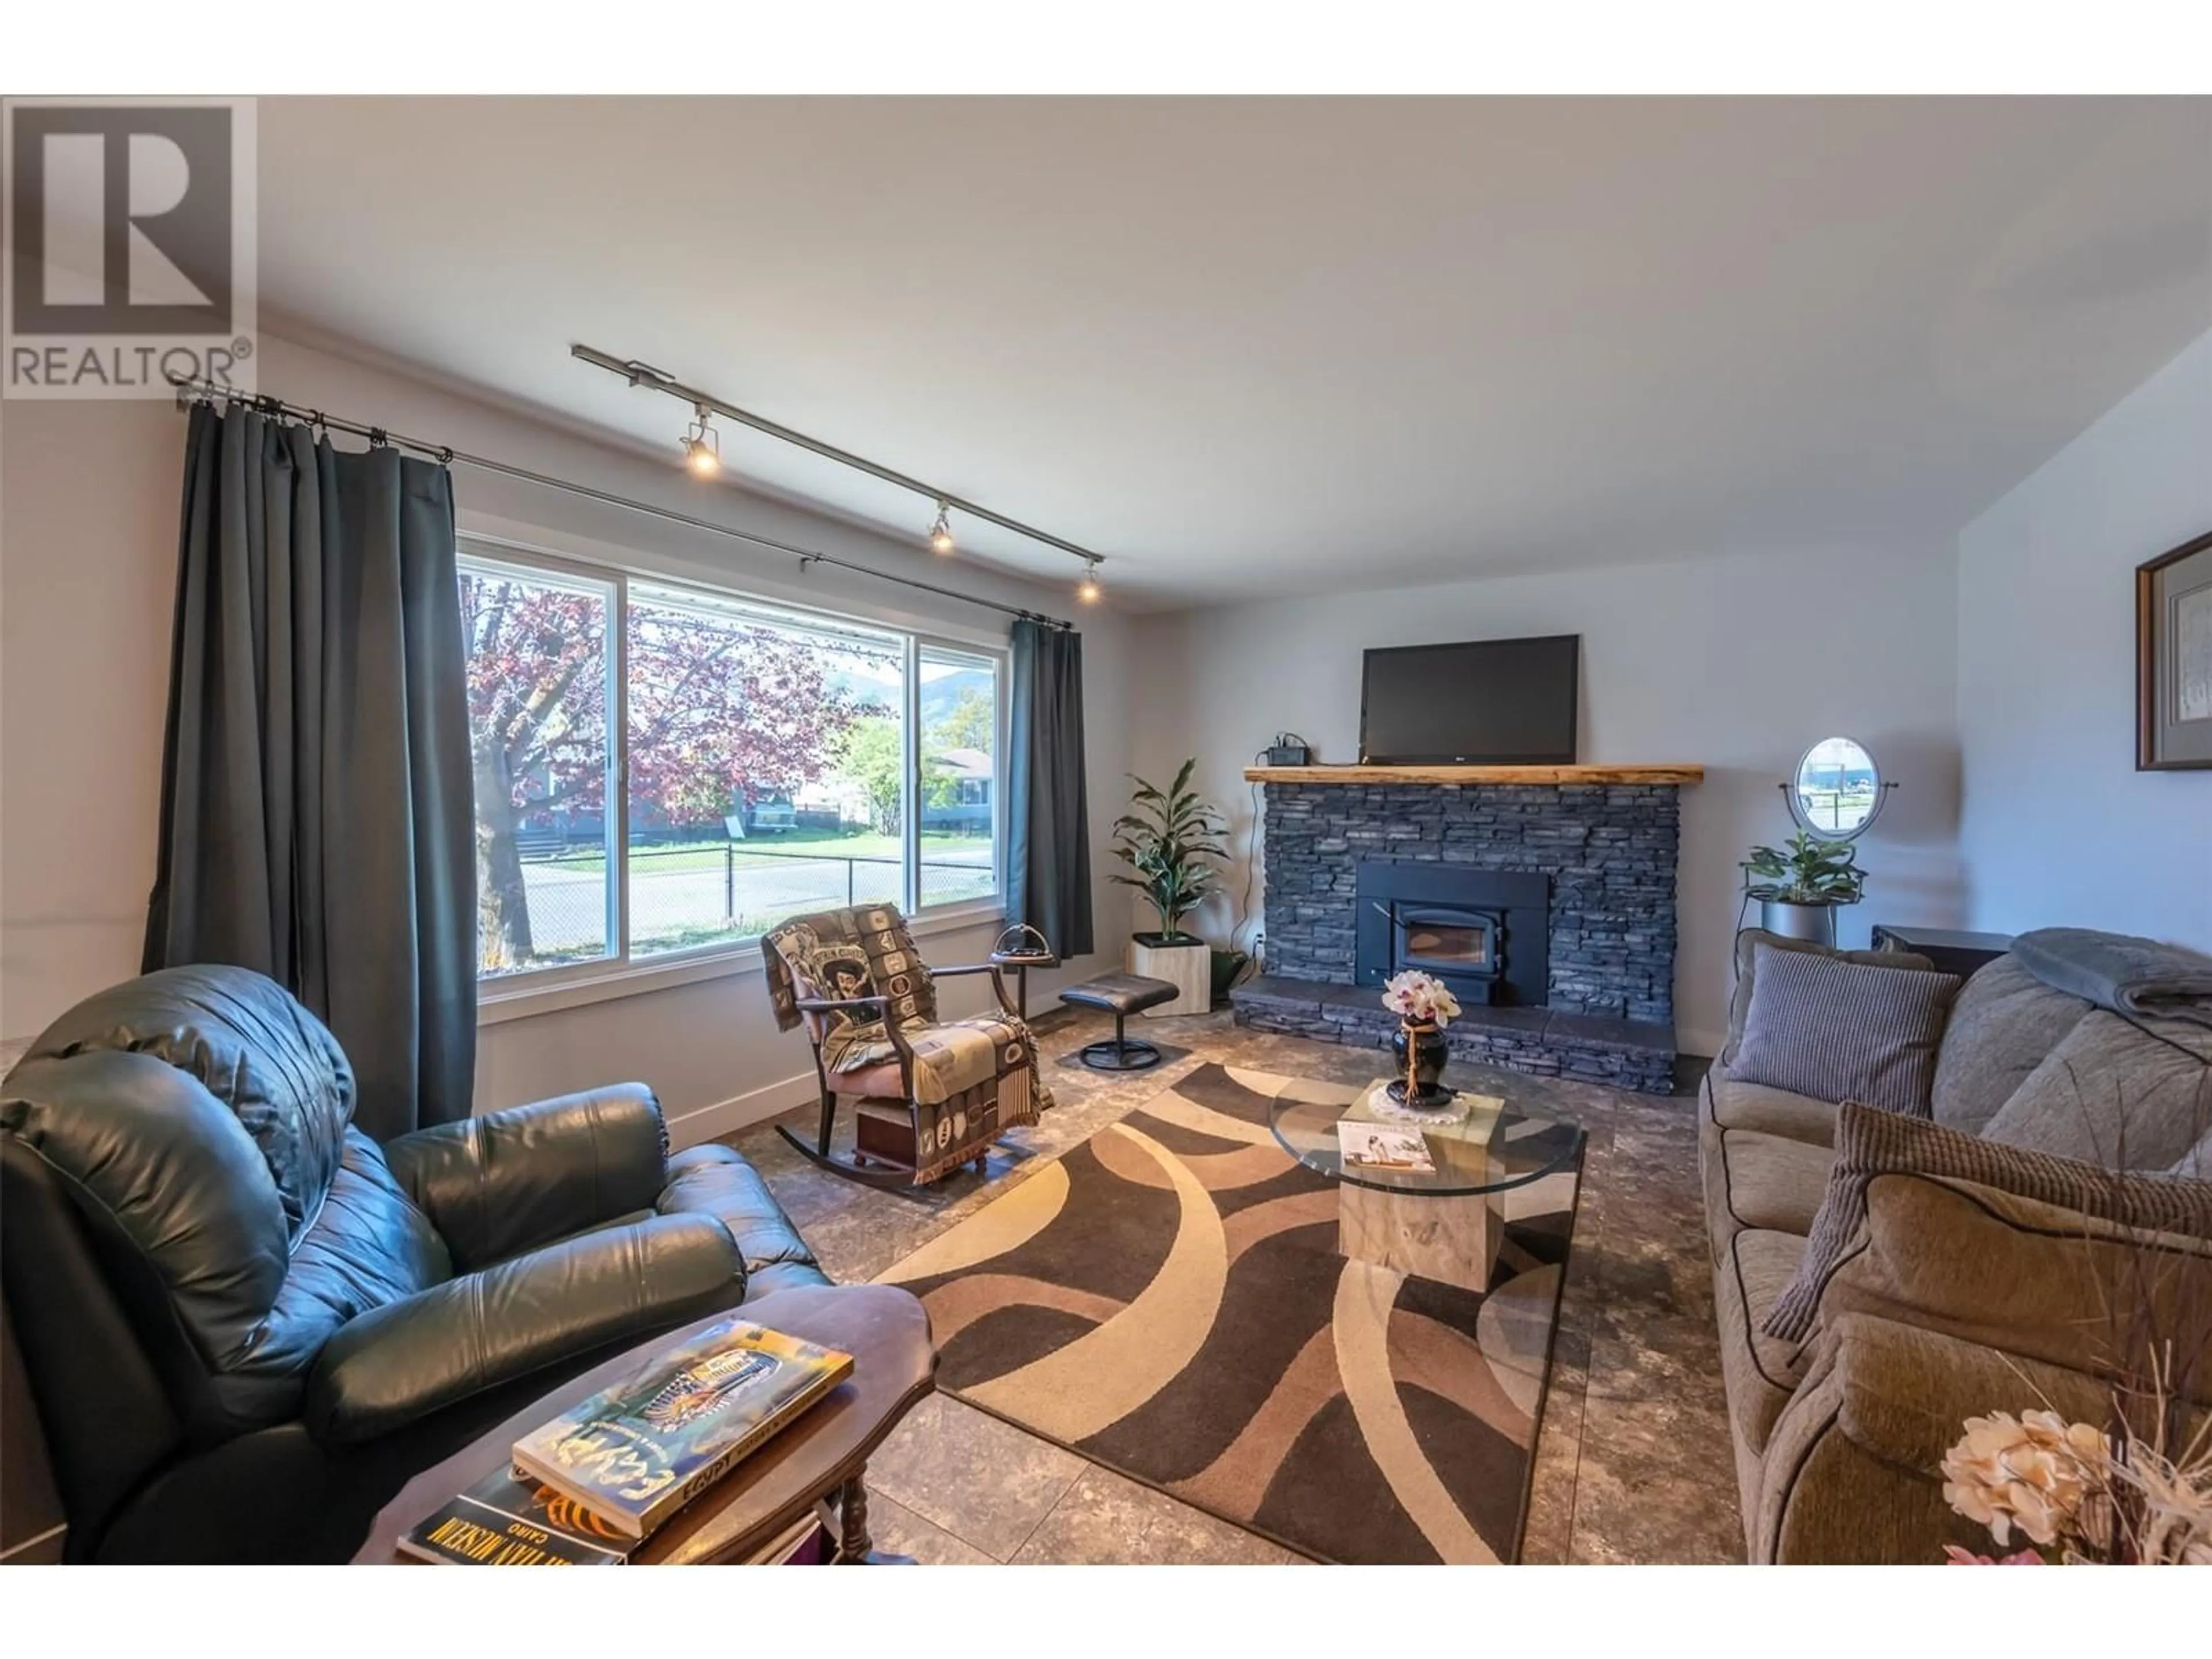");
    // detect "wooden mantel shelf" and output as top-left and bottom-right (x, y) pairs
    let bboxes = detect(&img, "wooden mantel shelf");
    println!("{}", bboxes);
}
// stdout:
(1244, 763), (1705, 786)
